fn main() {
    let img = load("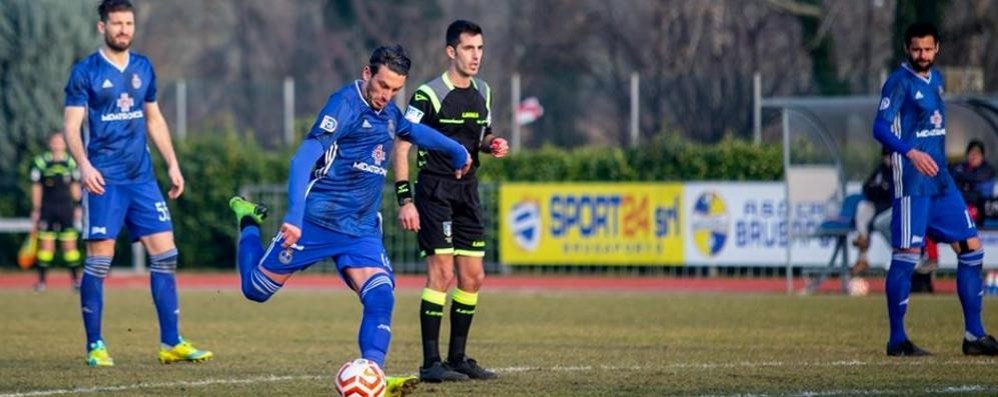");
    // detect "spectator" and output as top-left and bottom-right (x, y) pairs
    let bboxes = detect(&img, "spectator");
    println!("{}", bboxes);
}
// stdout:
(852, 148), (894, 275)
(951, 139), (996, 222)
